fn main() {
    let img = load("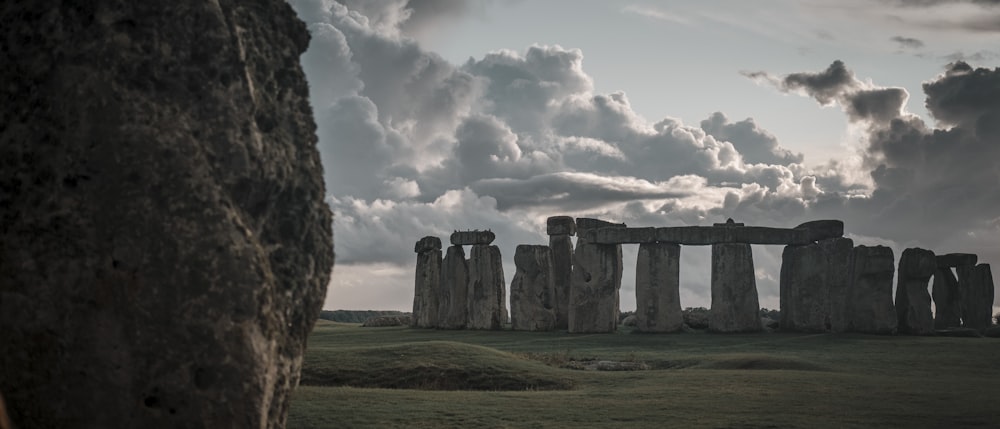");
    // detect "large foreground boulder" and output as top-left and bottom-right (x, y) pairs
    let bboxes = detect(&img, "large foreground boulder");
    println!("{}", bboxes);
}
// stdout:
(845, 246), (897, 334)
(0, 2), (334, 428)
